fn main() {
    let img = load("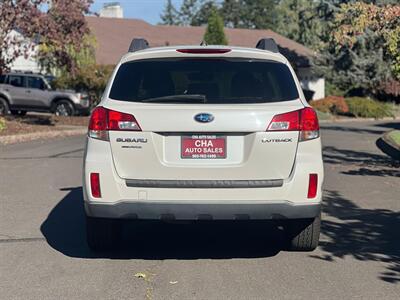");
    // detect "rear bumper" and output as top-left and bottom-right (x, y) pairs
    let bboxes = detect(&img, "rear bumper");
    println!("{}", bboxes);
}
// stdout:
(83, 137), (324, 220)
(85, 200), (321, 220)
